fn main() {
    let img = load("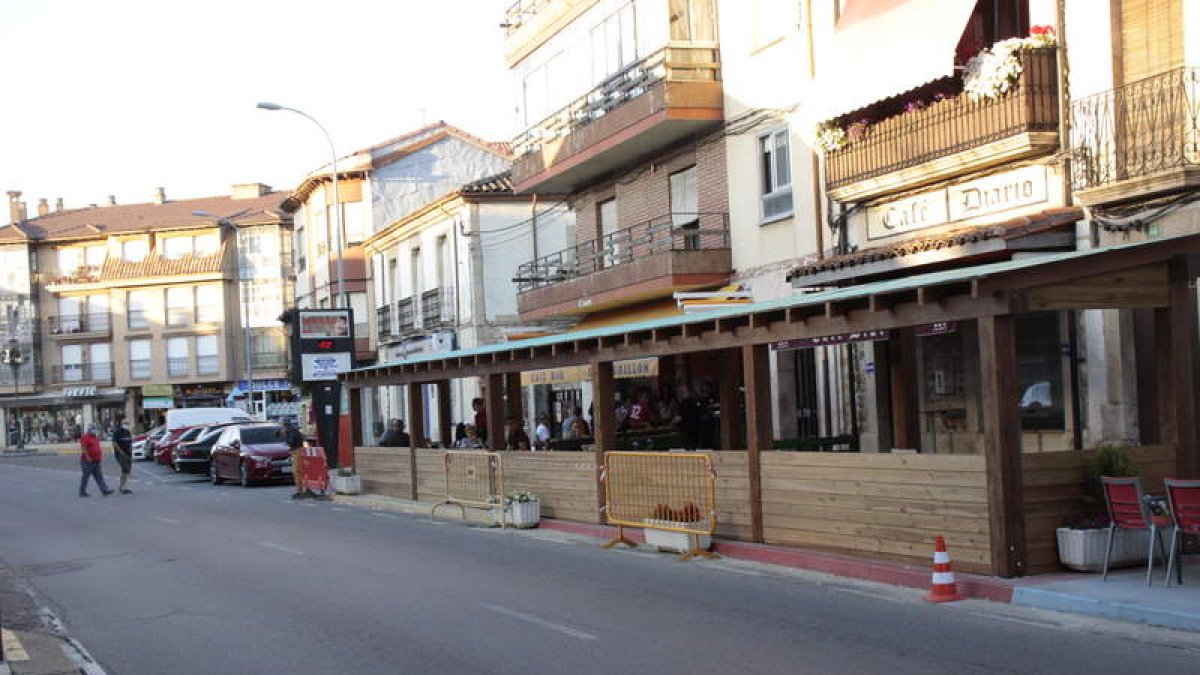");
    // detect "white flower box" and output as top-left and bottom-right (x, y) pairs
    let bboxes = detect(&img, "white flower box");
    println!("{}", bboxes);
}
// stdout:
(642, 518), (712, 554)
(506, 499), (541, 528)
(1056, 527), (1150, 572)
(330, 473), (362, 495)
